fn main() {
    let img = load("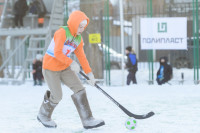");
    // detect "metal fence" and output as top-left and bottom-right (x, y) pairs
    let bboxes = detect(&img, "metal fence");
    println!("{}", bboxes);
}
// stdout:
(0, 0), (199, 84)
(66, 0), (200, 84)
